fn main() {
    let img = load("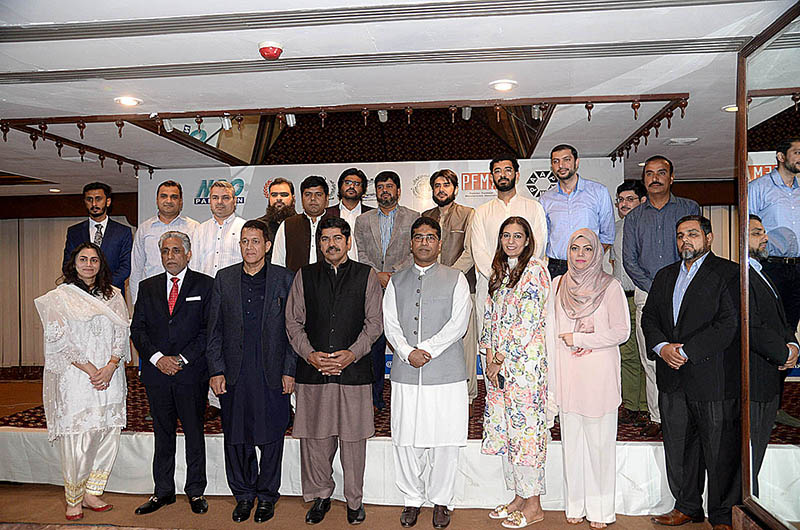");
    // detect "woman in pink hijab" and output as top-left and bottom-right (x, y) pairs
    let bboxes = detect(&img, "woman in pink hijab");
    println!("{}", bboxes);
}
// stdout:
(546, 228), (630, 529)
